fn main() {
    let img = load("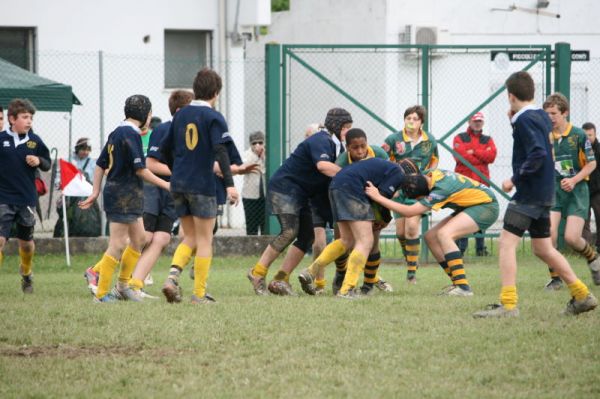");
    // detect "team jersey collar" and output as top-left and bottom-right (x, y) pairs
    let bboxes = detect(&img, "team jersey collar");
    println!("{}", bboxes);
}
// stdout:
(348, 145), (375, 164)
(552, 122), (573, 140)
(402, 128), (429, 144)
(5, 126), (30, 147)
(119, 120), (141, 133)
(511, 104), (539, 124)
(190, 100), (213, 108)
